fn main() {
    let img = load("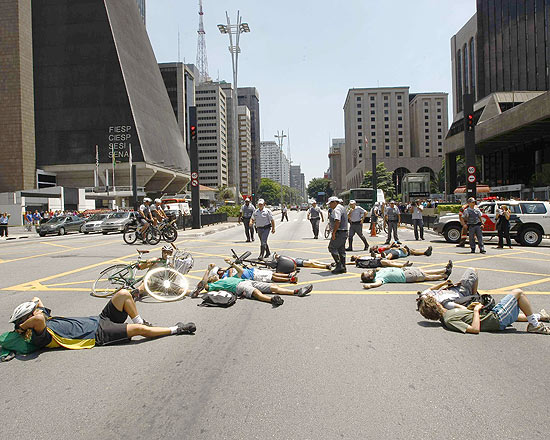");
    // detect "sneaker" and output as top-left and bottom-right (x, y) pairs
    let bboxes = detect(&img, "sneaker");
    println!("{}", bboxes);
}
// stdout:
(445, 260), (453, 279)
(295, 284), (313, 297)
(424, 246), (433, 256)
(396, 241), (402, 245)
(175, 322), (196, 335)
(539, 309), (550, 322)
(480, 249), (486, 254)
(289, 276), (298, 284)
(264, 252), (271, 259)
(271, 295), (284, 306)
(527, 323), (550, 334)
(404, 260), (413, 267)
